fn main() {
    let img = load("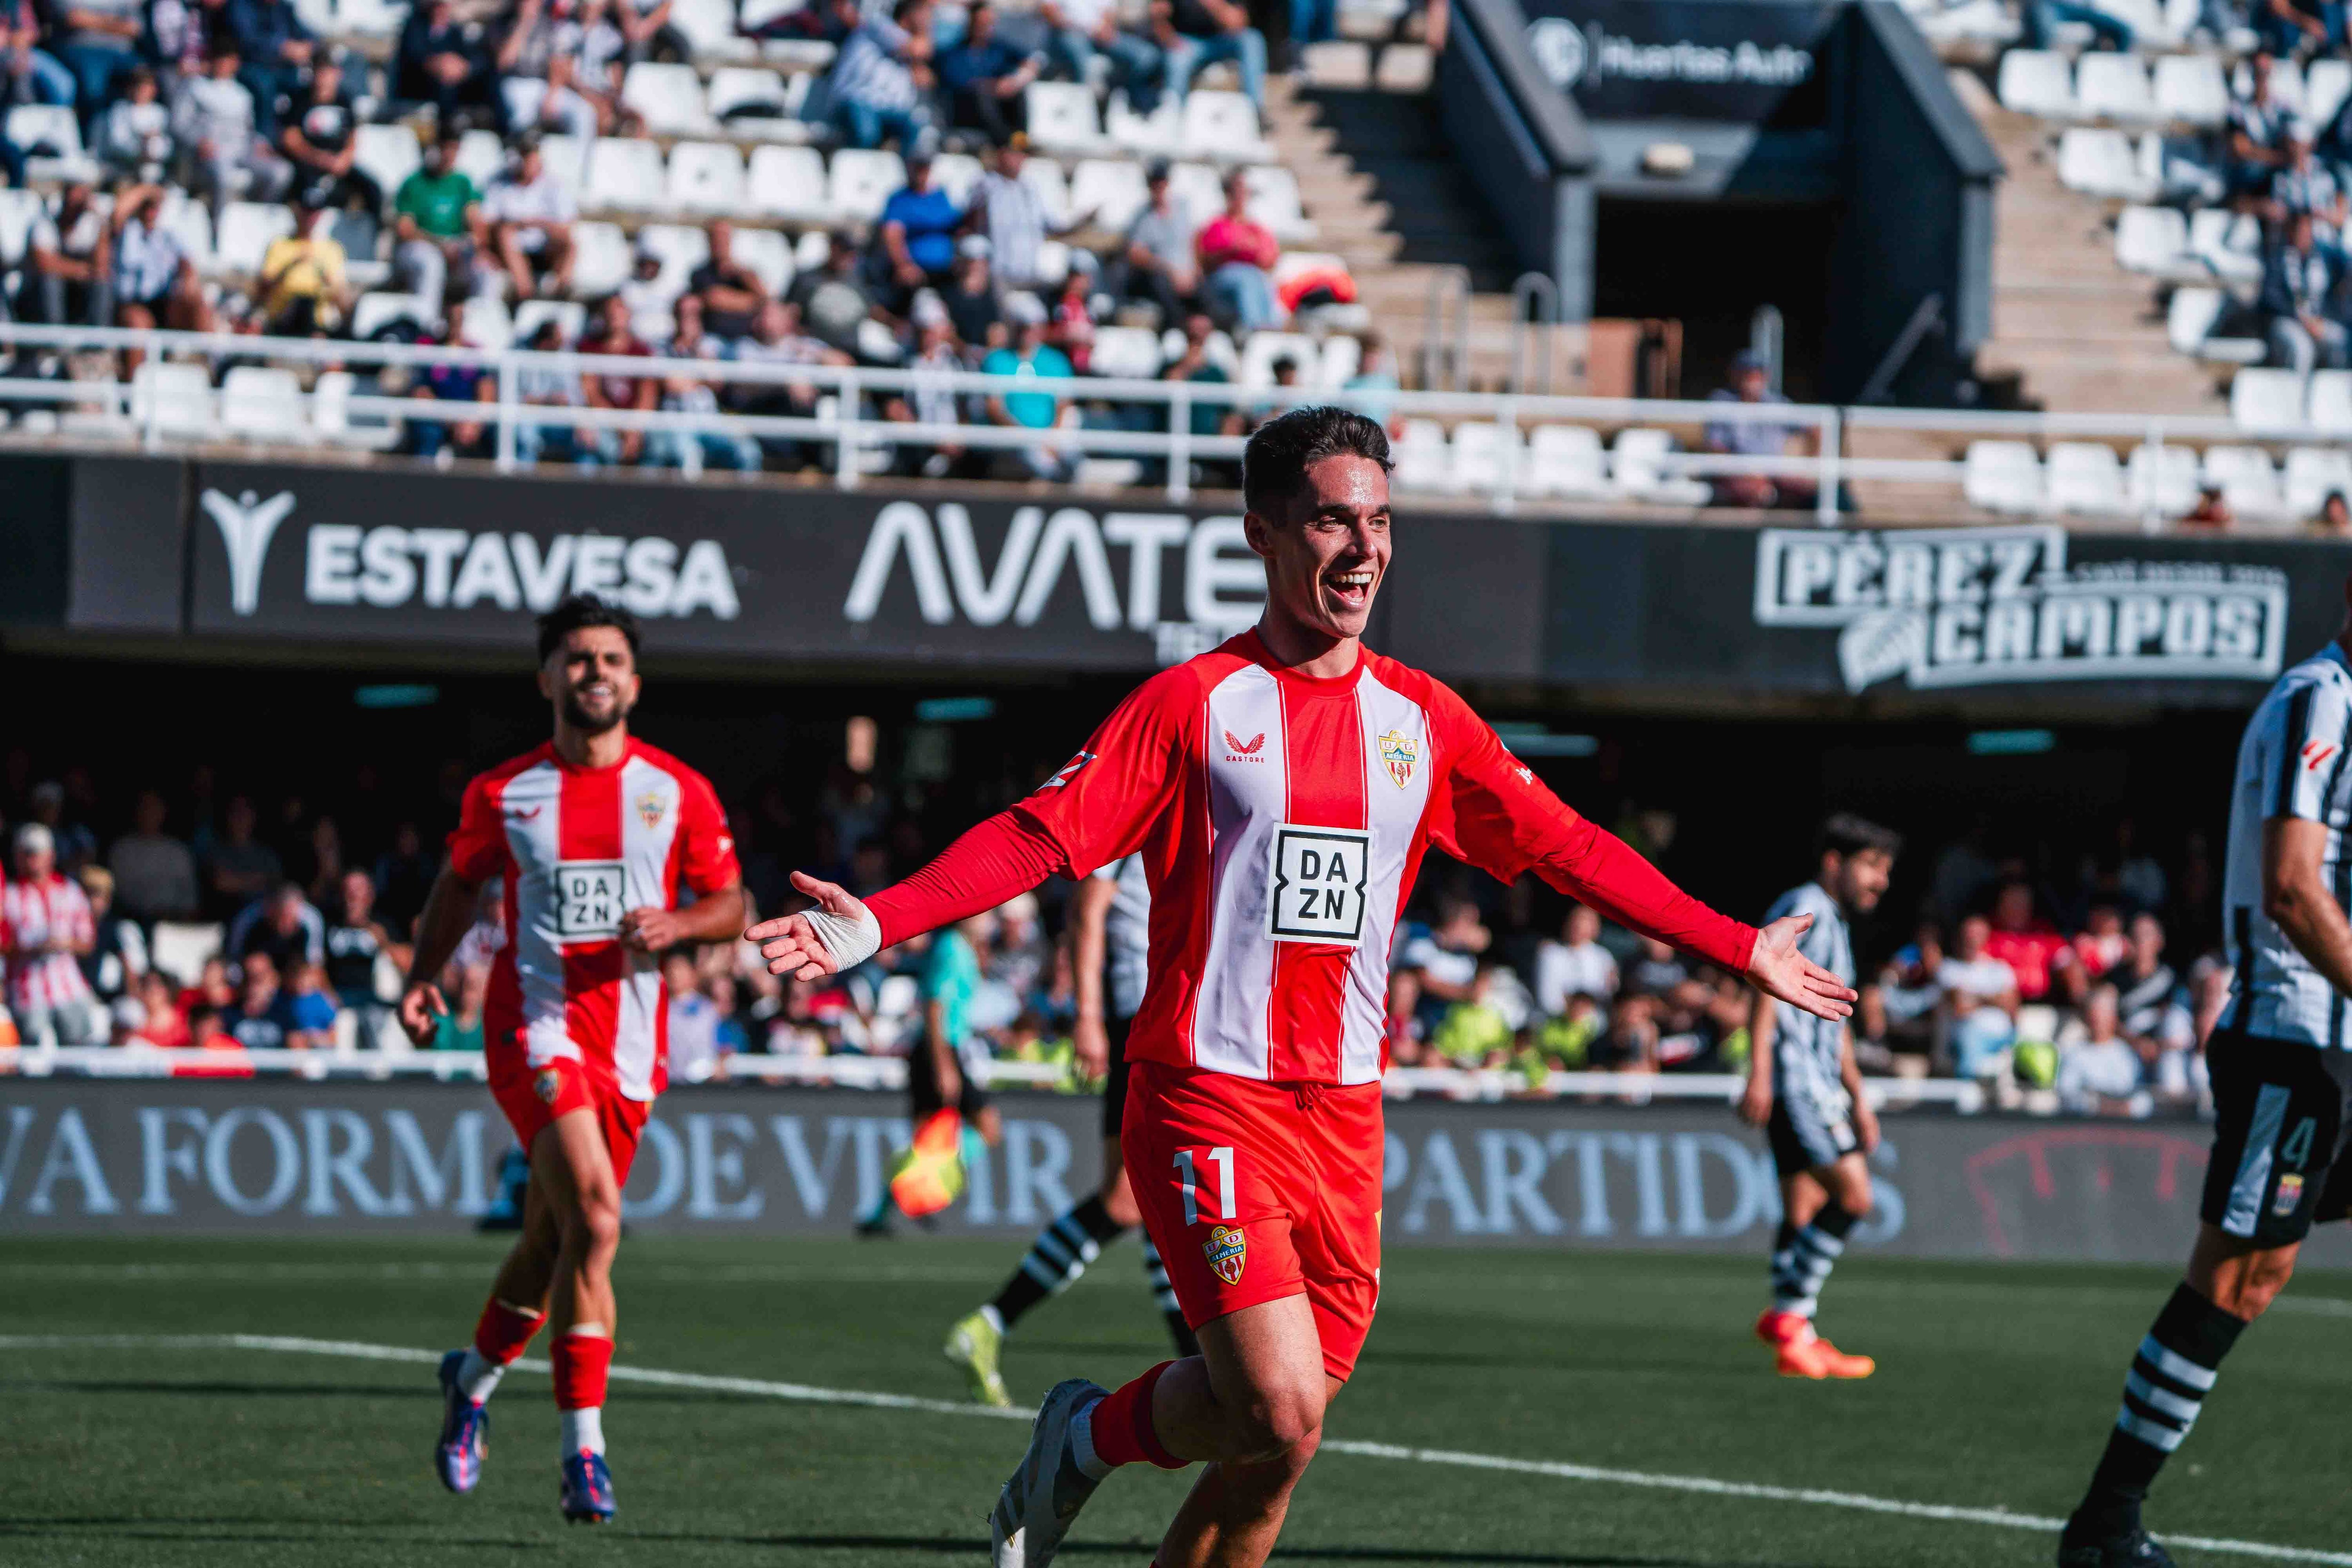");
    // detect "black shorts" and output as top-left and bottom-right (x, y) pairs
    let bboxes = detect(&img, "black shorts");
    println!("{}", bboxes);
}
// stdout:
(1766, 1090), (1859, 1179)
(1102, 1013), (1133, 1139)
(908, 1043), (991, 1124)
(2198, 1031), (2352, 1246)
